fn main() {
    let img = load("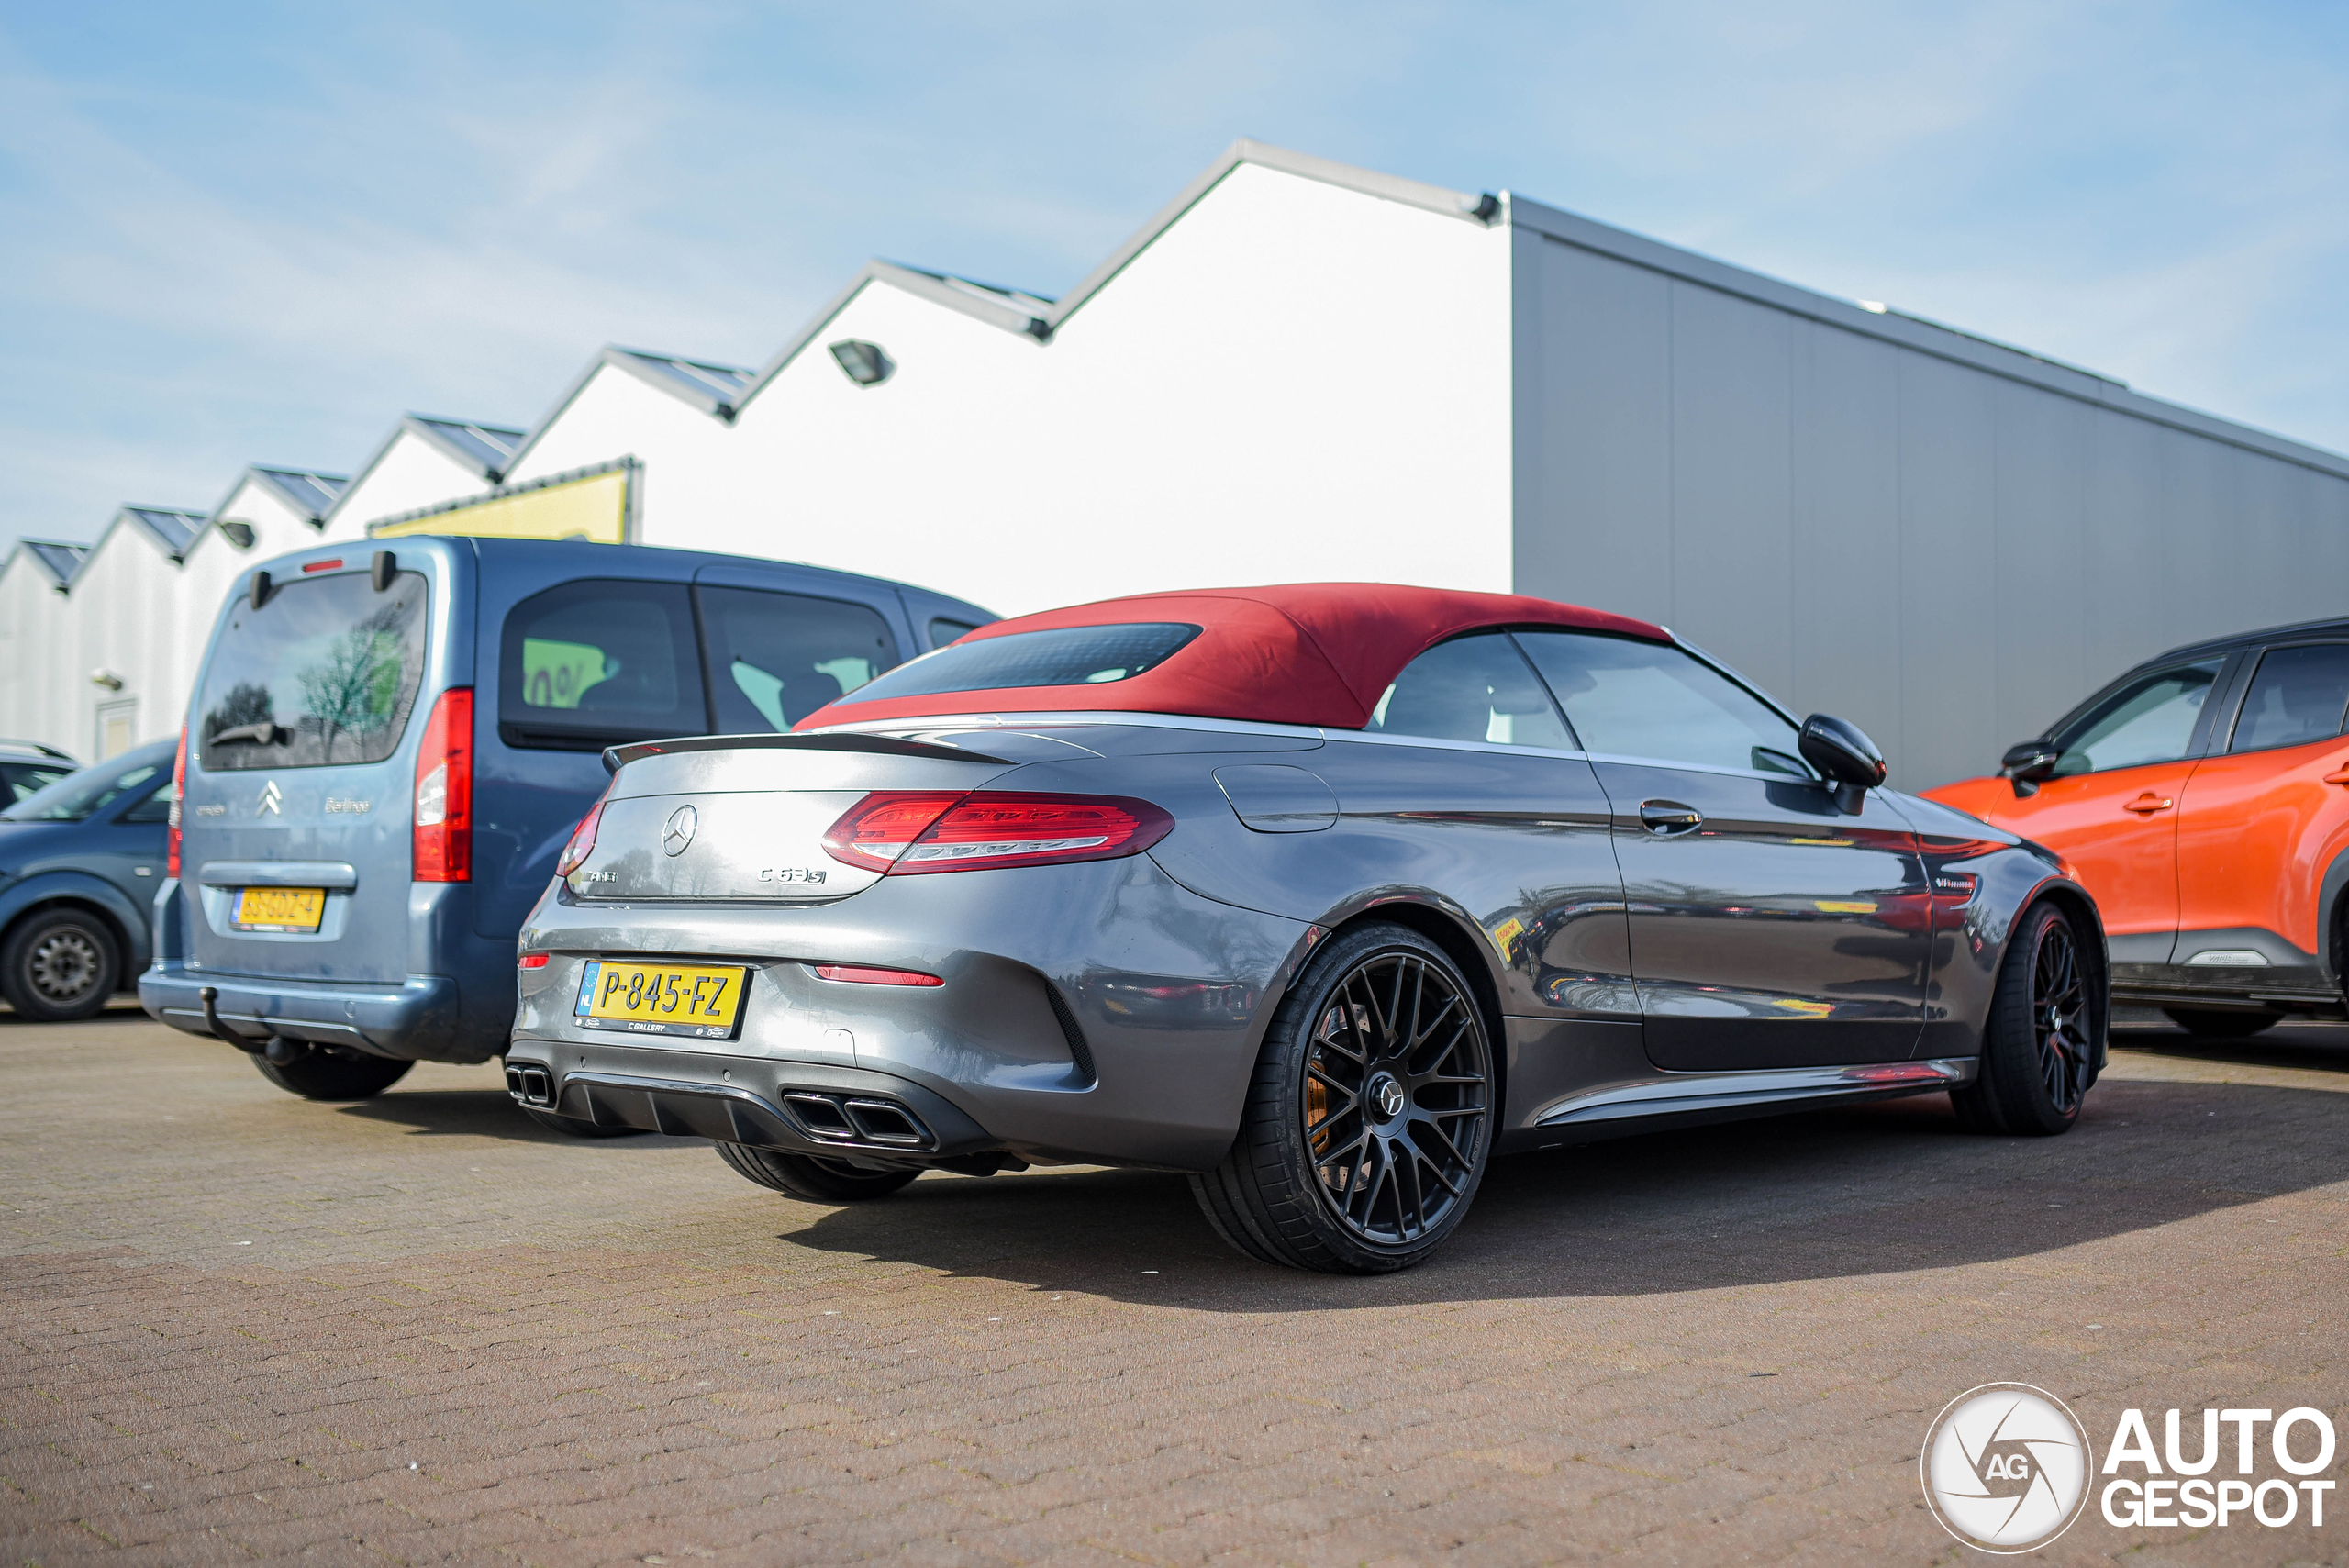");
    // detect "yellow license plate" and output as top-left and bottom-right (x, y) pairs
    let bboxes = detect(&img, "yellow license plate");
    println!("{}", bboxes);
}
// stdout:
(573, 960), (747, 1040)
(234, 886), (325, 932)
